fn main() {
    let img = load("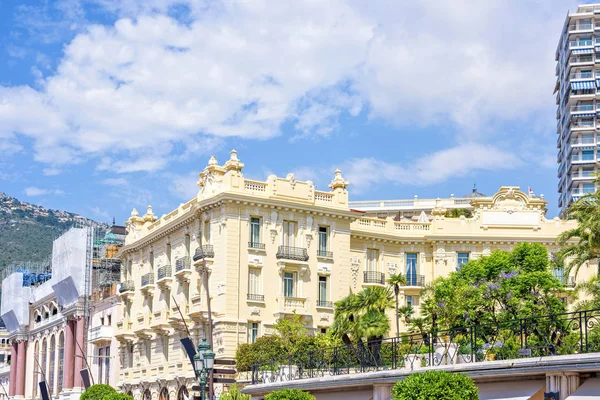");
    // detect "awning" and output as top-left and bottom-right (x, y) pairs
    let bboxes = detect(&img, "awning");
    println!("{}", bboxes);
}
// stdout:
(571, 81), (596, 90)
(572, 113), (596, 118)
(566, 377), (600, 399)
(477, 380), (545, 400)
(573, 48), (594, 54)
